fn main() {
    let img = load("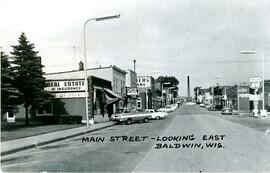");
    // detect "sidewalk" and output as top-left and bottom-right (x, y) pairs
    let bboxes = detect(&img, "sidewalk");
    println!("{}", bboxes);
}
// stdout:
(1, 115), (117, 156)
